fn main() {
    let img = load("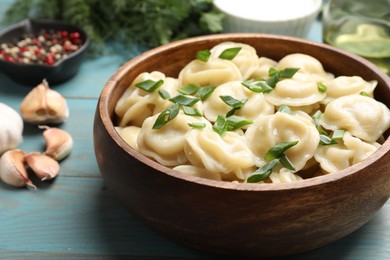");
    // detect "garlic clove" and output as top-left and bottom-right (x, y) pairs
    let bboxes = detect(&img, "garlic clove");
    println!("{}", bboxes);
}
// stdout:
(40, 126), (73, 161)
(0, 149), (36, 190)
(20, 79), (69, 124)
(24, 152), (60, 181)
(0, 103), (24, 155)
